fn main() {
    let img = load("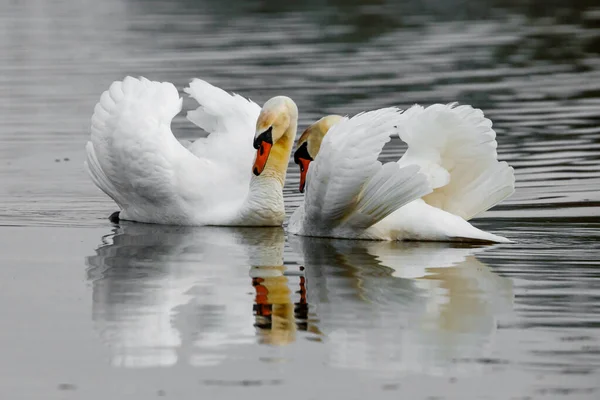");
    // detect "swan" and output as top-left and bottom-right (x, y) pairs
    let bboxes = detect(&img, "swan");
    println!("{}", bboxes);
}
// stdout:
(289, 103), (515, 243)
(85, 76), (298, 226)
(251, 107), (431, 239)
